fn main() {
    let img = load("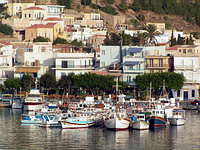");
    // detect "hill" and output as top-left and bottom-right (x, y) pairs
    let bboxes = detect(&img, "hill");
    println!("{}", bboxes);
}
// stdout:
(62, 0), (200, 34)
